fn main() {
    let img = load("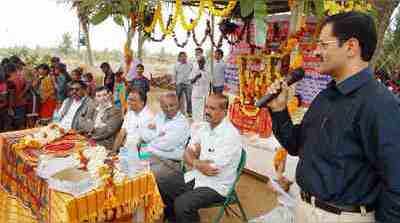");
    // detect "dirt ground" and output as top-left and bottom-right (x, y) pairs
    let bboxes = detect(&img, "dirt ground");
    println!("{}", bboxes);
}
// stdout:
(146, 88), (278, 222)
